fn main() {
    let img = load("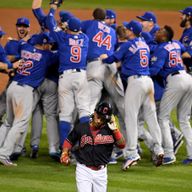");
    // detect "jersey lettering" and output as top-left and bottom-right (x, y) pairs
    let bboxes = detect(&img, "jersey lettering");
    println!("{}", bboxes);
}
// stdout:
(140, 50), (148, 67)
(168, 51), (182, 67)
(92, 31), (112, 50)
(70, 46), (81, 63)
(17, 60), (33, 76)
